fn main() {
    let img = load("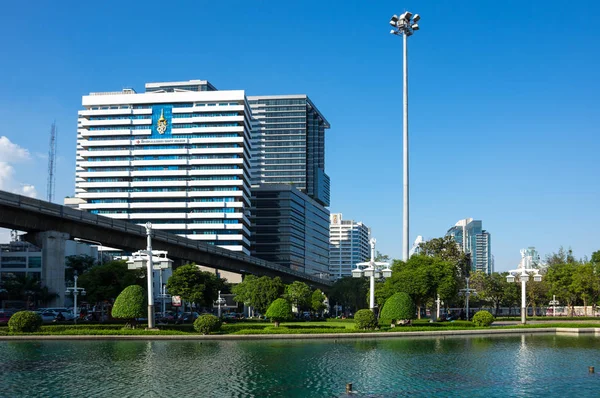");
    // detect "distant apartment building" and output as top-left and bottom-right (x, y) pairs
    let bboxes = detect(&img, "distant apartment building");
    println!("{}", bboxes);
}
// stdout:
(247, 95), (330, 207)
(74, 80), (253, 254)
(250, 185), (330, 277)
(446, 218), (493, 274)
(329, 213), (371, 279)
